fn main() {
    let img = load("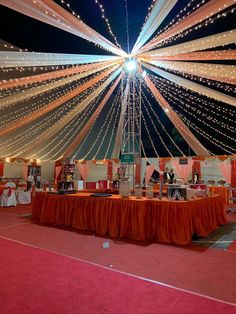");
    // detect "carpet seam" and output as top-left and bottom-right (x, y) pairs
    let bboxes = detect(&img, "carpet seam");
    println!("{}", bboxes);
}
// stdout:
(0, 234), (235, 308)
